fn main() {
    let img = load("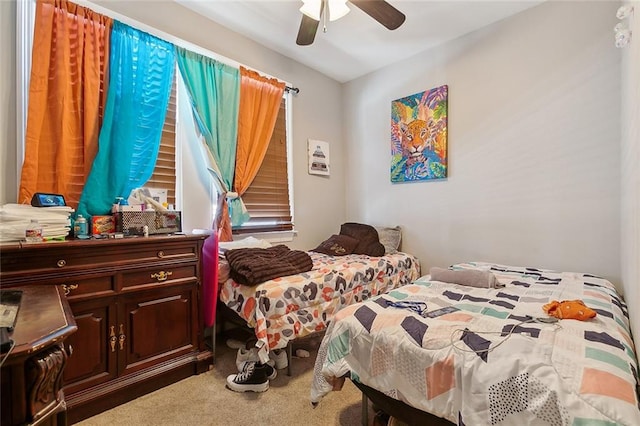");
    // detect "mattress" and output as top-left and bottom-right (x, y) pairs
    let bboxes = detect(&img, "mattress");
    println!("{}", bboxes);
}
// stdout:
(219, 251), (421, 351)
(311, 262), (640, 425)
